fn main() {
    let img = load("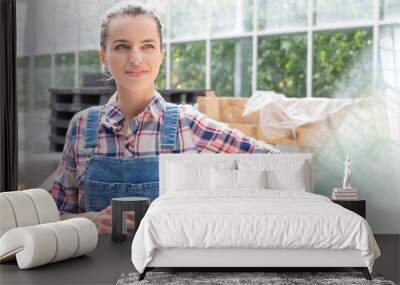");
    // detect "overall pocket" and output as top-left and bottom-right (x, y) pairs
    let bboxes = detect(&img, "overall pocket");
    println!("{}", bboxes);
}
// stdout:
(84, 180), (126, 212)
(126, 181), (159, 202)
(84, 180), (160, 211)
